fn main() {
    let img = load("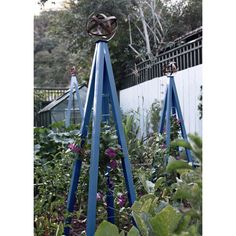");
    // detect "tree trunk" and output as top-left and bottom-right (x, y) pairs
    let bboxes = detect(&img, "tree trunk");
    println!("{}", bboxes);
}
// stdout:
(138, 5), (152, 58)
